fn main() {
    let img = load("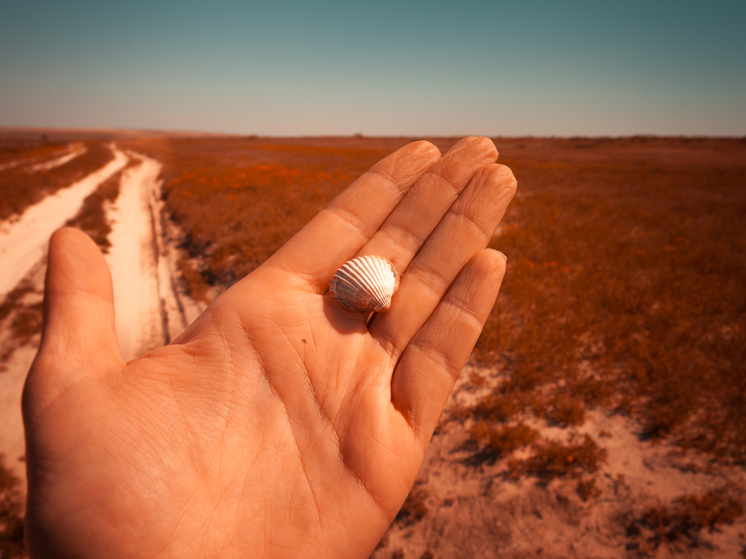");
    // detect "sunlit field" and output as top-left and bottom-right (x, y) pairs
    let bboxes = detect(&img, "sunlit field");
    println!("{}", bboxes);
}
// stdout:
(477, 138), (746, 463)
(1, 133), (745, 557)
